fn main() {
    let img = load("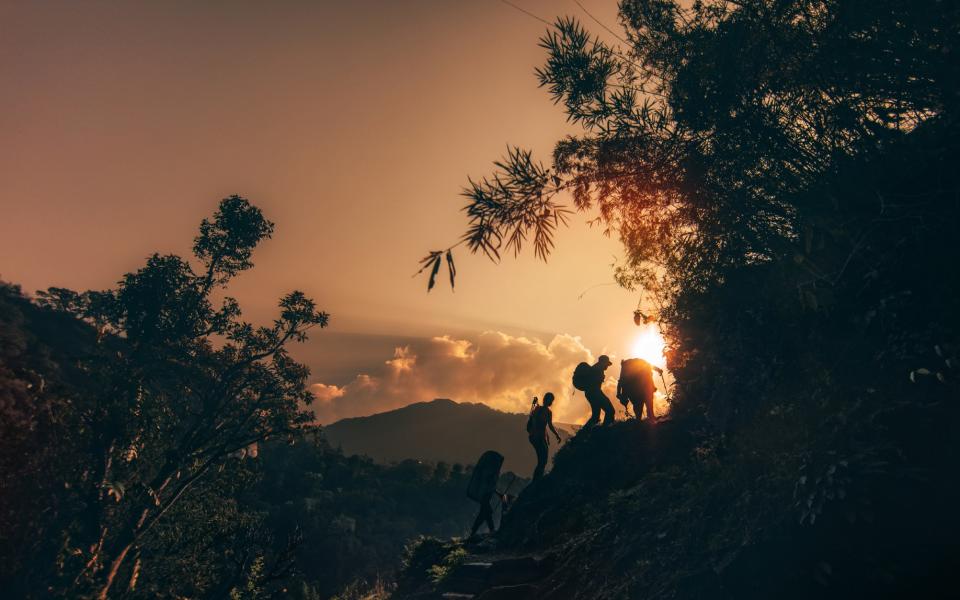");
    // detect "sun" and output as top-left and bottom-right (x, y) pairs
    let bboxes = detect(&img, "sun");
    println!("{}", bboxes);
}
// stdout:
(630, 323), (667, 370)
